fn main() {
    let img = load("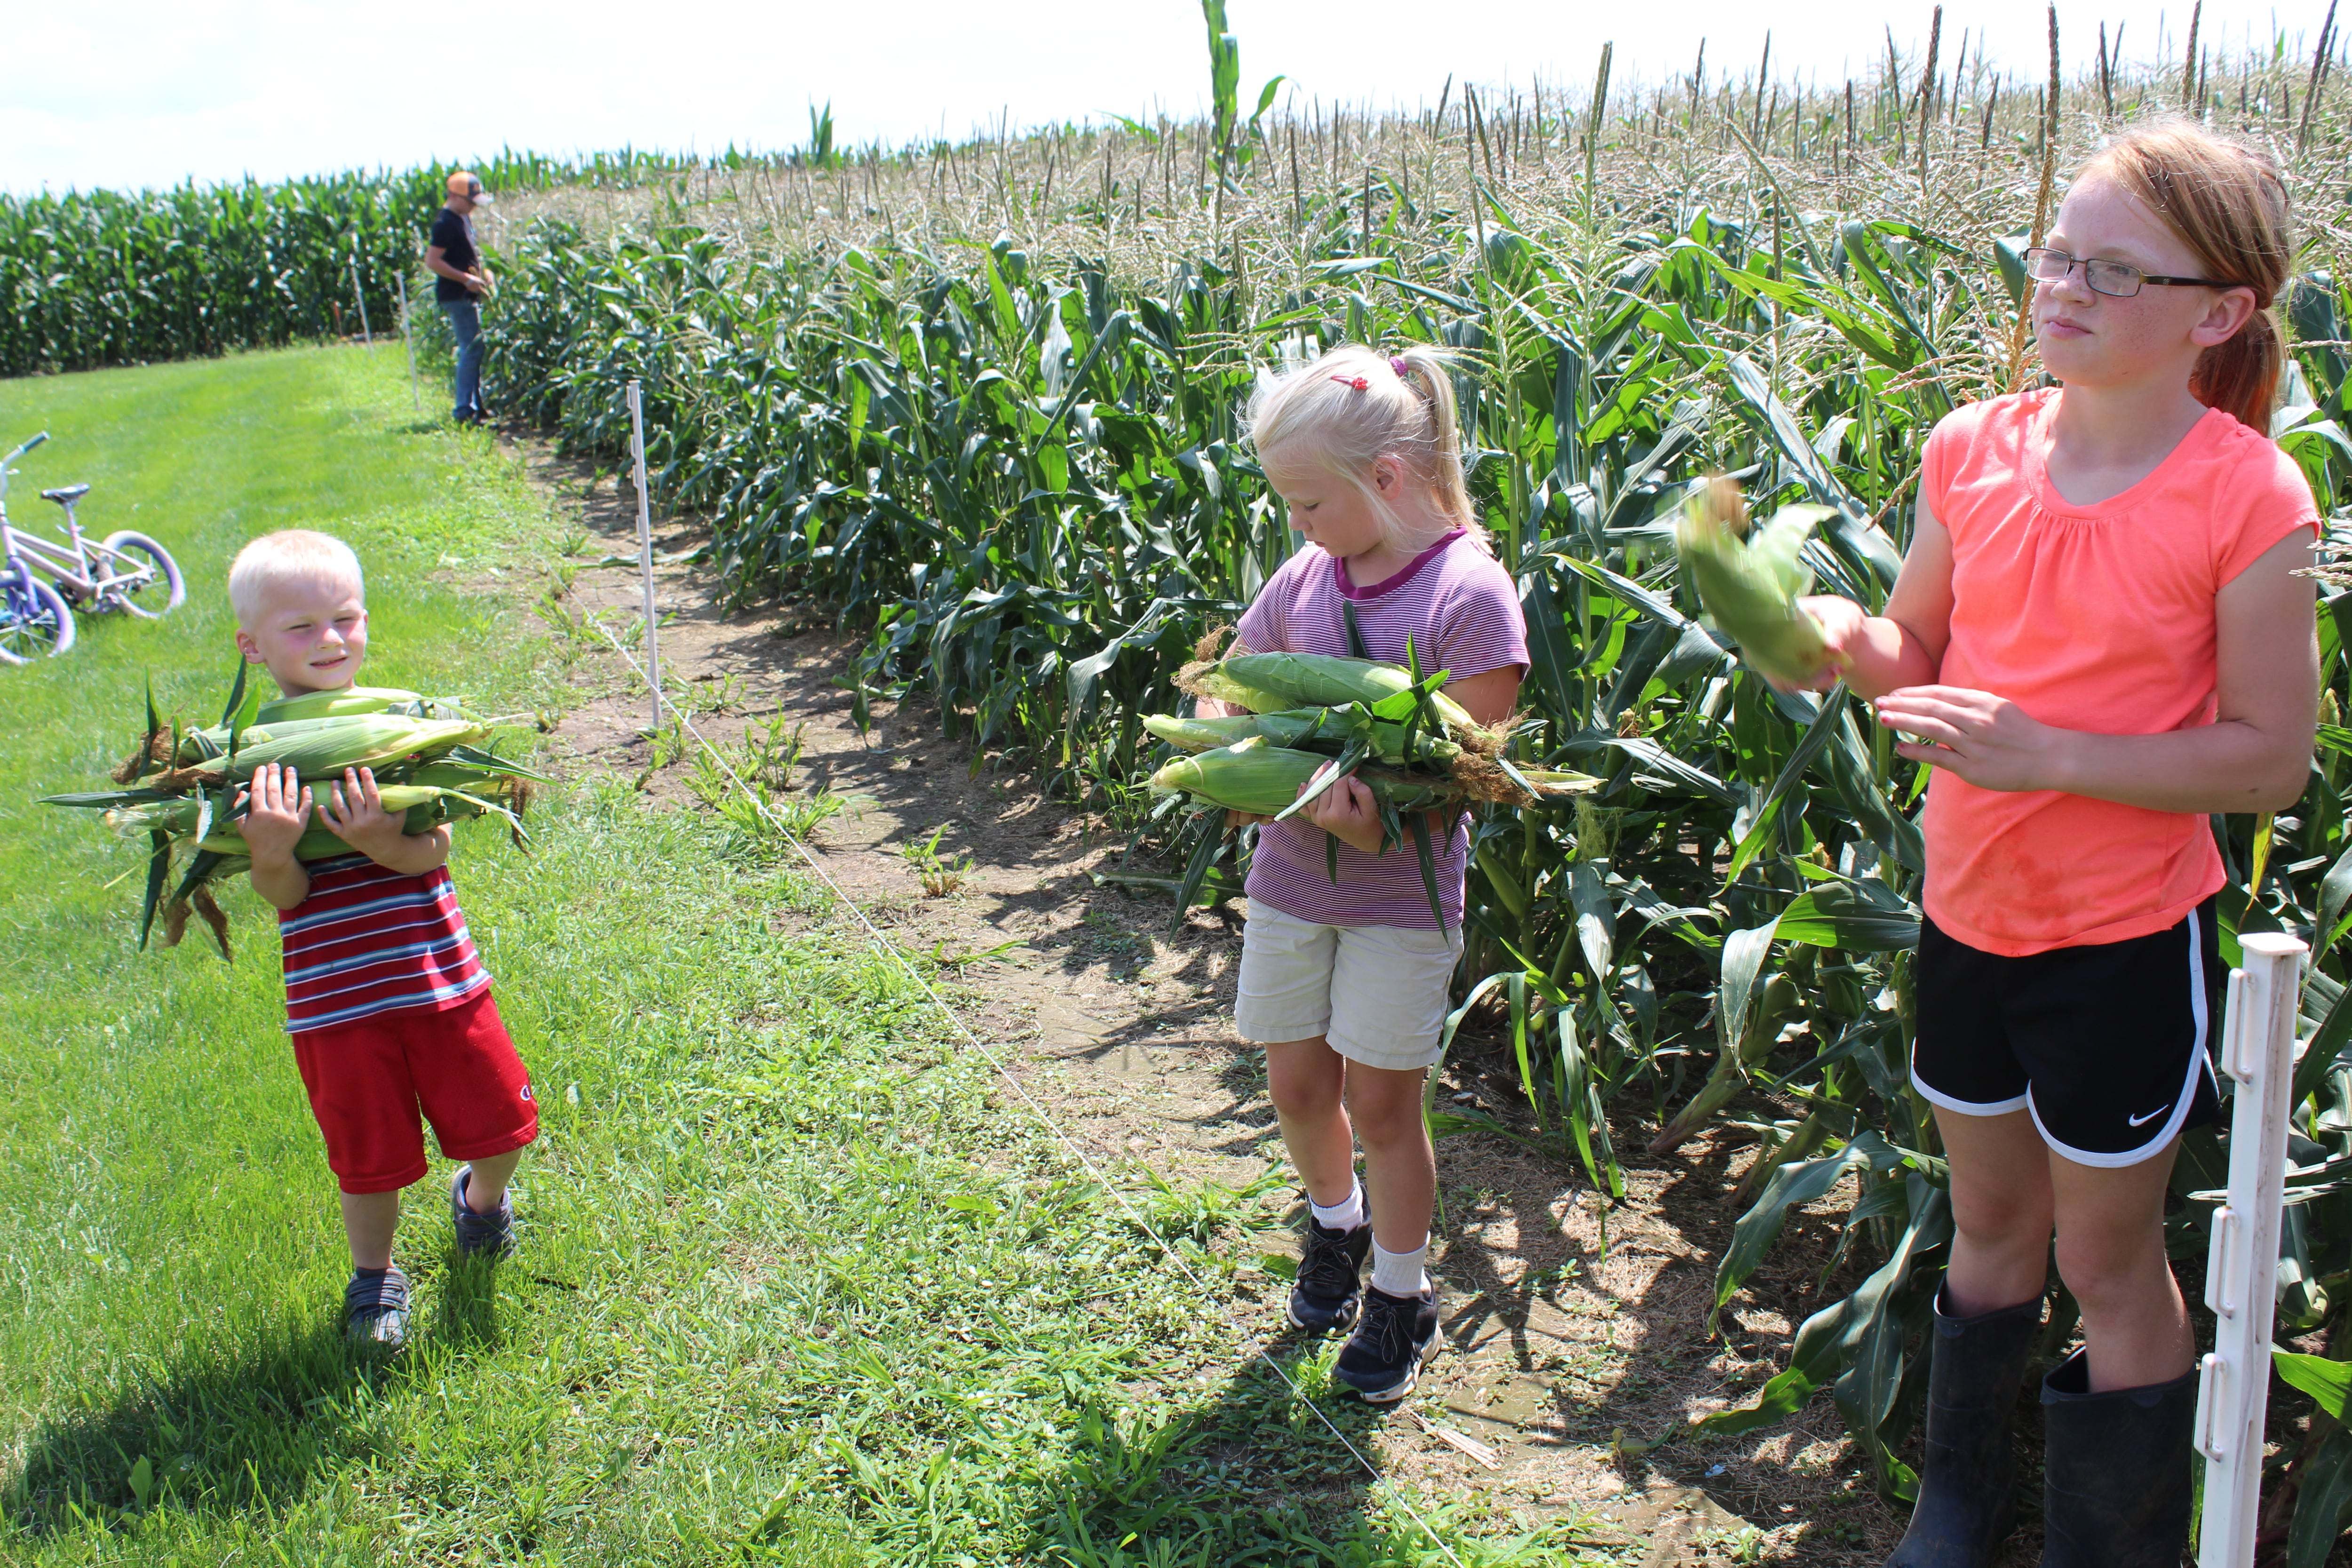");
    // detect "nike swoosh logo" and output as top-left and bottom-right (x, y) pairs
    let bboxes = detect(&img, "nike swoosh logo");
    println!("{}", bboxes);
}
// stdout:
(2128, 1105), (2171, 1128)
